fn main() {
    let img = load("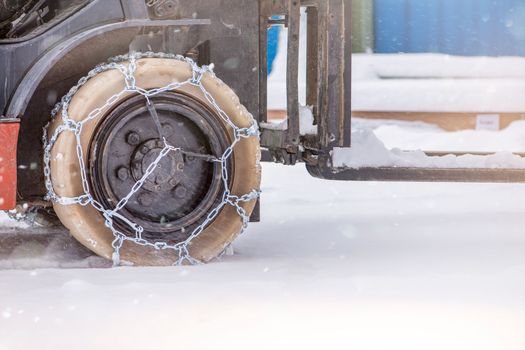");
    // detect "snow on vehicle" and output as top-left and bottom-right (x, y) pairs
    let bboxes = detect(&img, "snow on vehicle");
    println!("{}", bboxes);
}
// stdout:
(0, 0), (523, 265)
